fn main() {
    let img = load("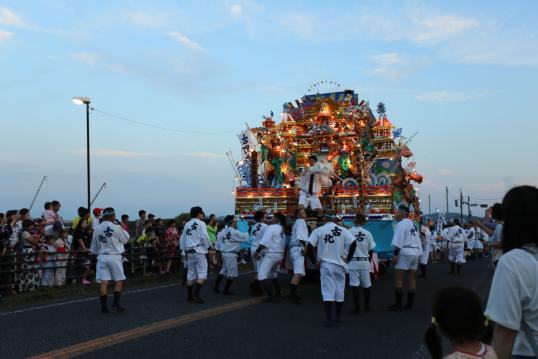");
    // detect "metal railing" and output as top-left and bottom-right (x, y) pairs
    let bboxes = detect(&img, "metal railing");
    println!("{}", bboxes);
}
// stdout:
(0, 245), (183, 295)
